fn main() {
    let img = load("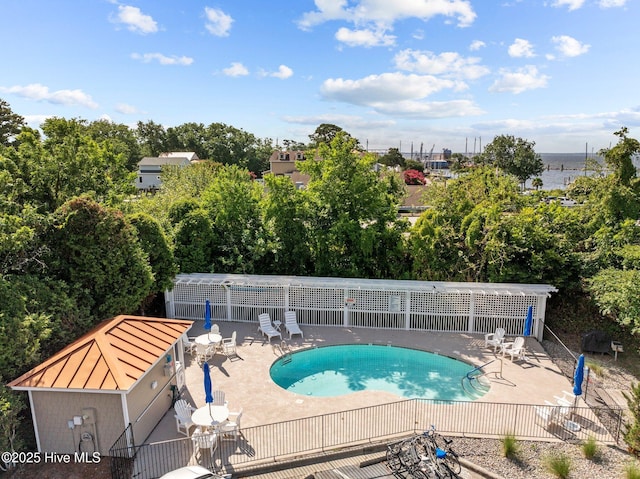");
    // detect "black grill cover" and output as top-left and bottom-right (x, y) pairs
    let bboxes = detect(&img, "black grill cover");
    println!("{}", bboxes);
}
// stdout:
(581, 330), (611, 353)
